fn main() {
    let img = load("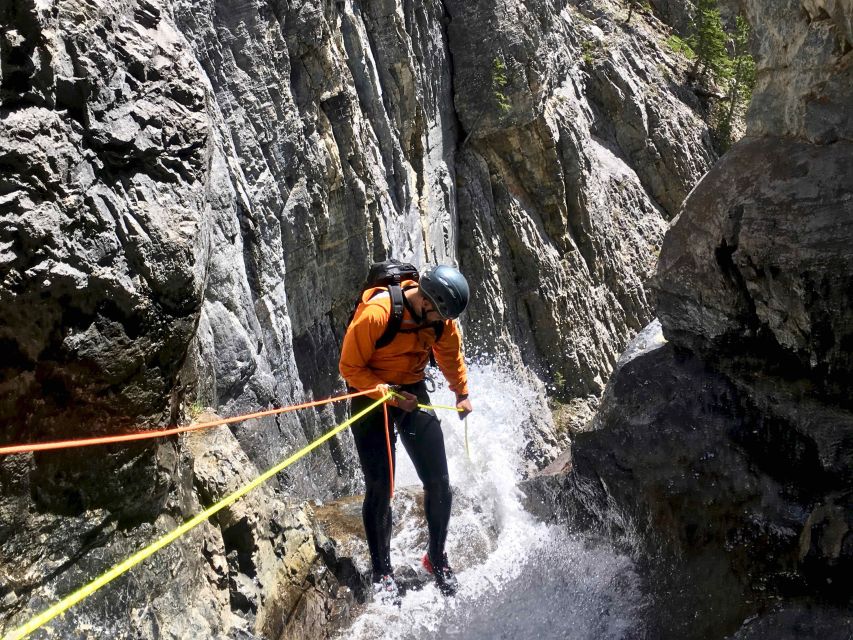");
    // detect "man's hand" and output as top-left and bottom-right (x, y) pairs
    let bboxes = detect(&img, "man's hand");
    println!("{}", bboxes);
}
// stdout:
(456, 396), (473, 420)
(394, 390), (419, 412)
